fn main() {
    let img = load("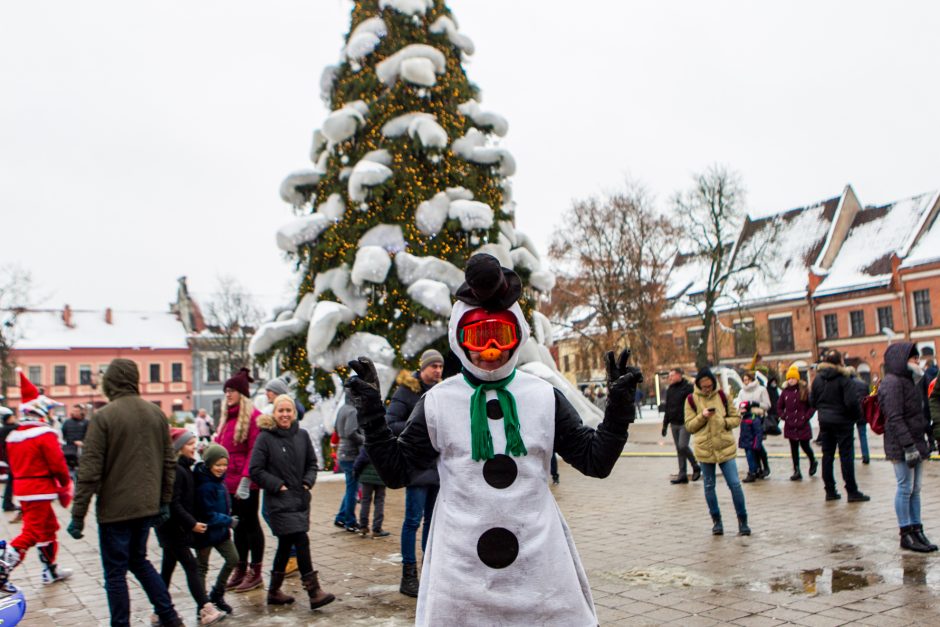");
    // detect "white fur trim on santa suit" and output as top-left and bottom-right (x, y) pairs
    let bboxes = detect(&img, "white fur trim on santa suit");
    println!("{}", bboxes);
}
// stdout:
(5, 424), (55, 444)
